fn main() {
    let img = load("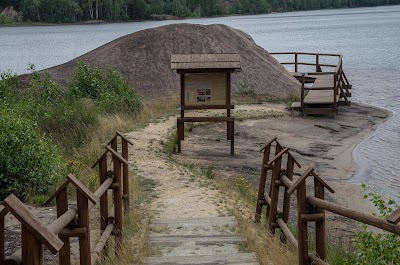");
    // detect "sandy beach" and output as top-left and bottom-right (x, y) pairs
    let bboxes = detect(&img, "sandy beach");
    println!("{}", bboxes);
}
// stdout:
(174, 102), (390, 236)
